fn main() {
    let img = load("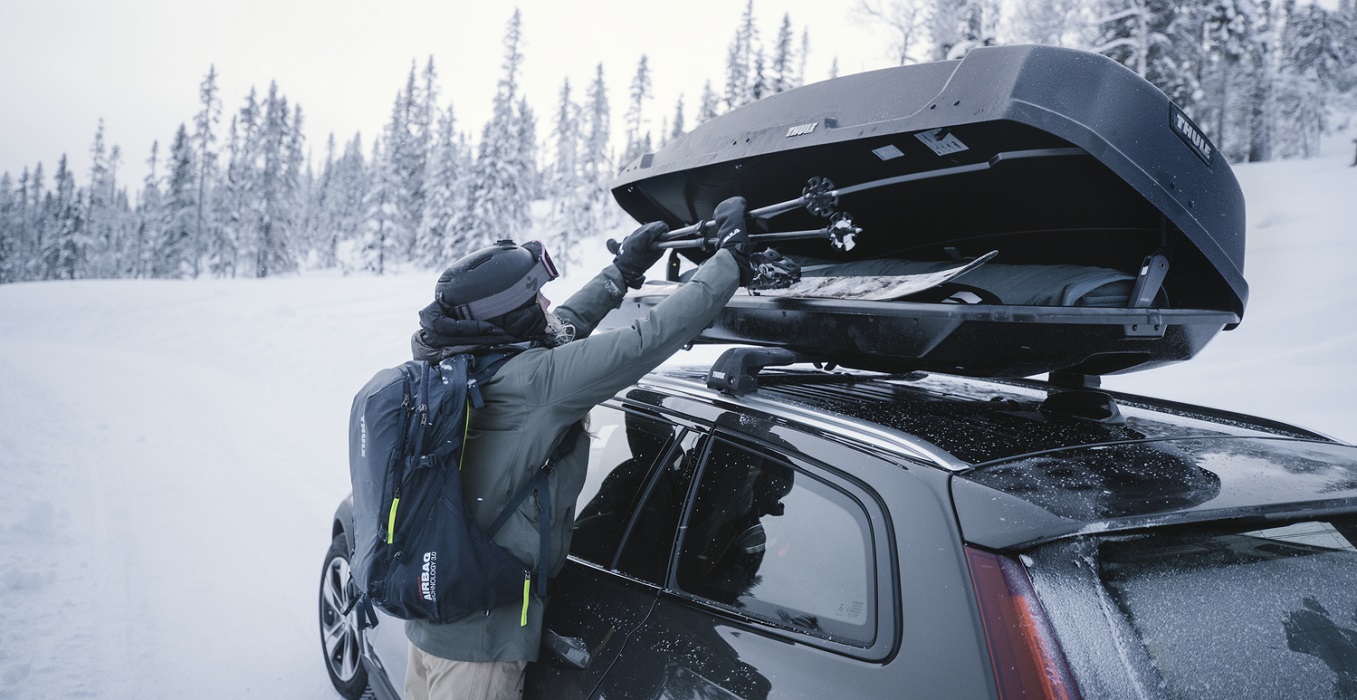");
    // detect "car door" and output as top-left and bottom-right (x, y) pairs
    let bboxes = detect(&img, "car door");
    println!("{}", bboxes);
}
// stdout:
(526, 400), (705, 698)
(592, 416), (896, 699)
